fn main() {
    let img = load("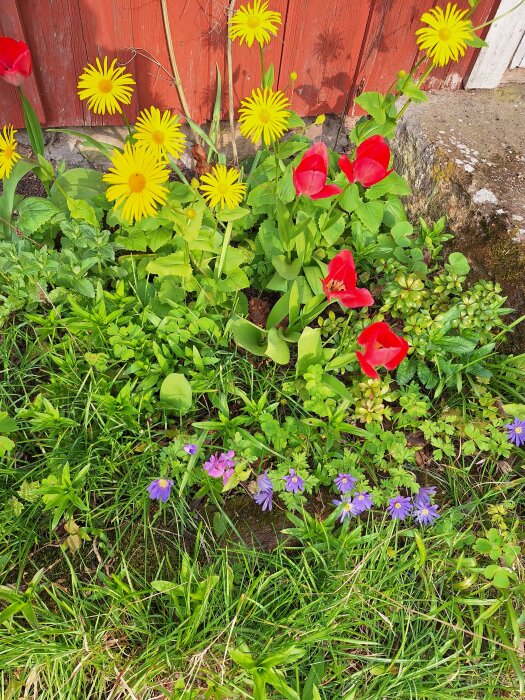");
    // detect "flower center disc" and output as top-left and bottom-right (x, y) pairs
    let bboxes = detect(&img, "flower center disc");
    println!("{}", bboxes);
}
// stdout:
(438, 27), (452, 41)
(217, 183), (229, 194)
(128, 172), (146, 193)
(247, 16), (261, 28)
(98, 78), (113, 94)
(4, 146), (13, 159)
(259, 108), (271, 124)
(151, 129), (165, 144)
(158, 479), (168, 488)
